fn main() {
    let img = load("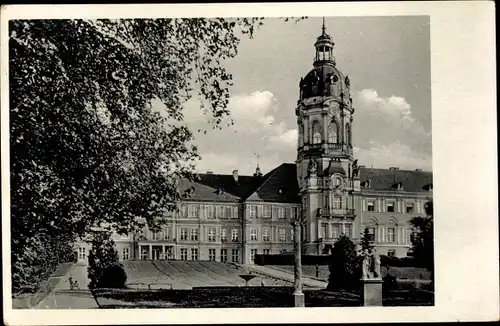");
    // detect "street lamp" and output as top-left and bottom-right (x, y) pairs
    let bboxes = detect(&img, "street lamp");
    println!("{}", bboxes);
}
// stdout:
(292, 213), (306, 307)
